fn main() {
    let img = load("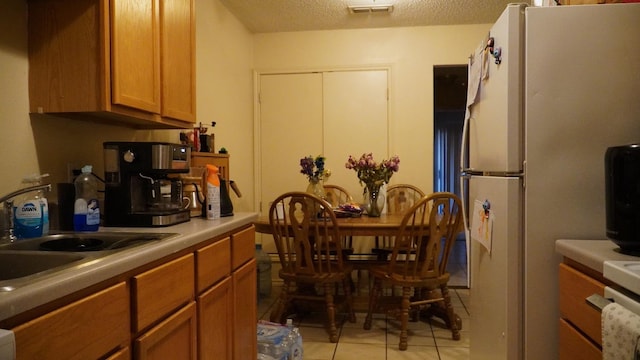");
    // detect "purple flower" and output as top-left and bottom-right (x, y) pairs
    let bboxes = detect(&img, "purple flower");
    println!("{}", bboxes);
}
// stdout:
(345, 153), (400, 194)
(300, 155), (330, 182)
